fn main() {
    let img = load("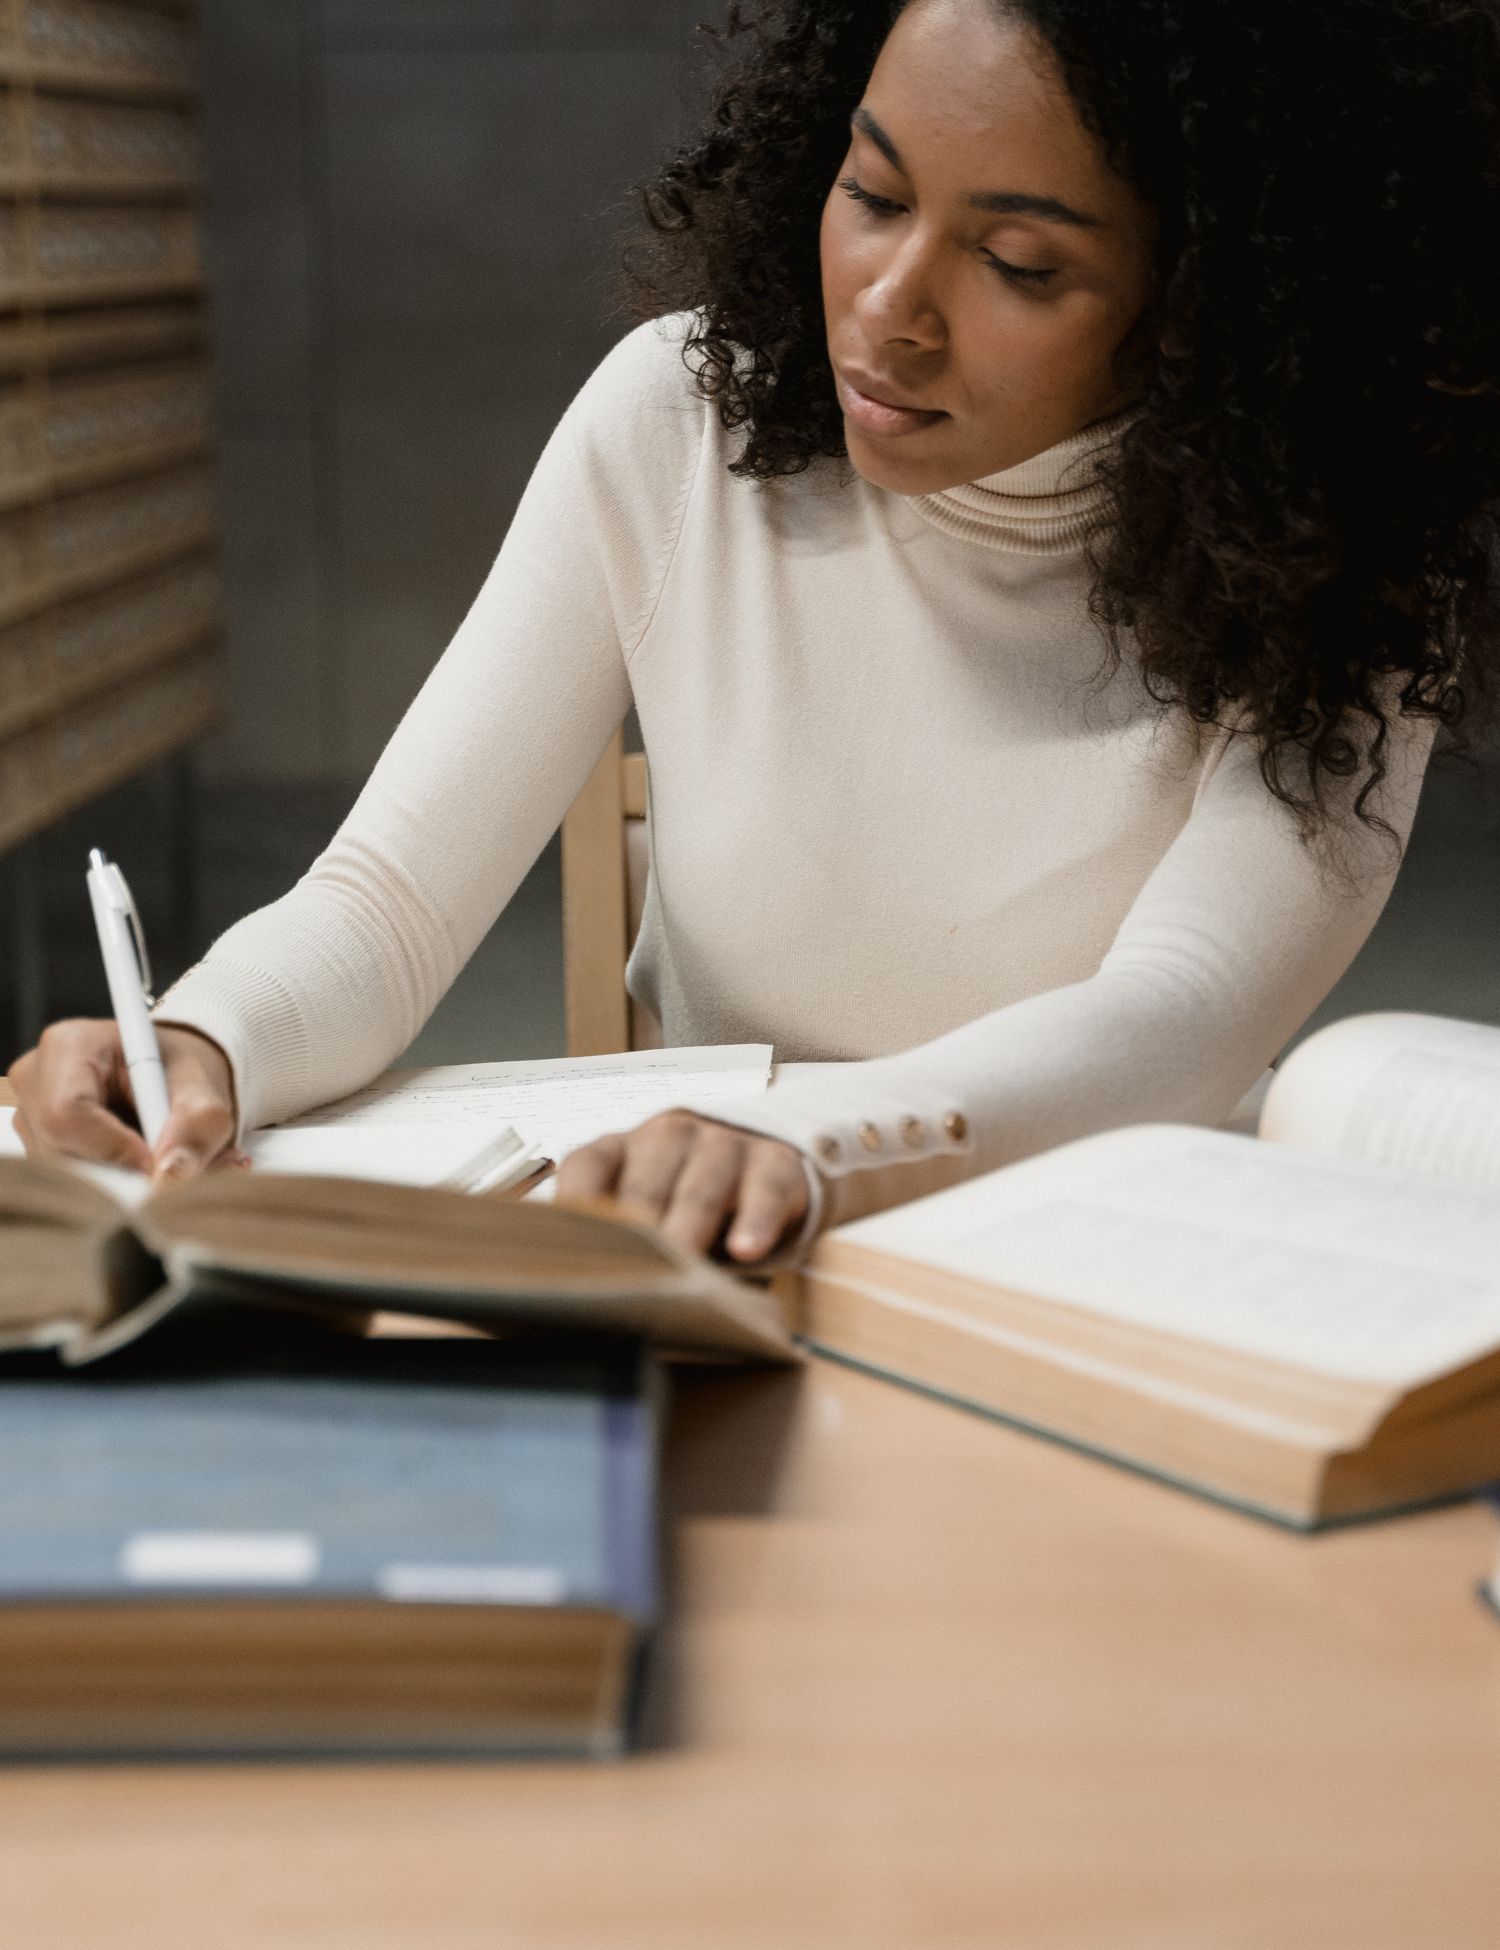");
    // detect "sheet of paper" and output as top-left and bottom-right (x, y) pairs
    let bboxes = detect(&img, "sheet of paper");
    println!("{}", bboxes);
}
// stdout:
(282, 1045), (774, 1164)
(839, 1123), (1500, 1388)
(0, 1108), (21, 1159)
